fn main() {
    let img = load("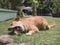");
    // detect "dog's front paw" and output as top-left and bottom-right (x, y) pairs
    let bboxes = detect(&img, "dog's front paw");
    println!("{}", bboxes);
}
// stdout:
(26, 33), (32, 36)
